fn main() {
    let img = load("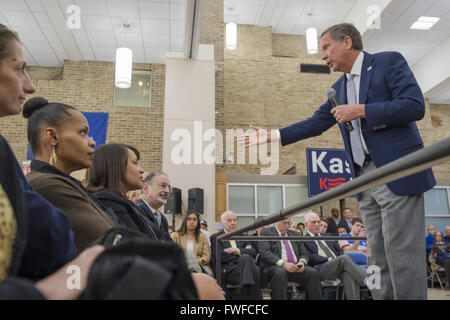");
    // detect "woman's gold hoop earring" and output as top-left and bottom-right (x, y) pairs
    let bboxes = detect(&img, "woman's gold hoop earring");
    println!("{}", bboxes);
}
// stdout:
(49, 144), (57, 167)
